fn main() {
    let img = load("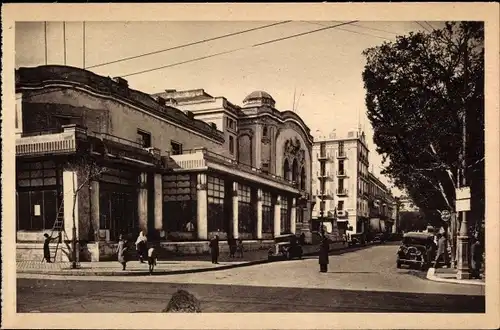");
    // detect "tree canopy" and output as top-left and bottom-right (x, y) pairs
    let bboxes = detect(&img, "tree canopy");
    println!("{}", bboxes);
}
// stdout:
(362, 22), (484, 227)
